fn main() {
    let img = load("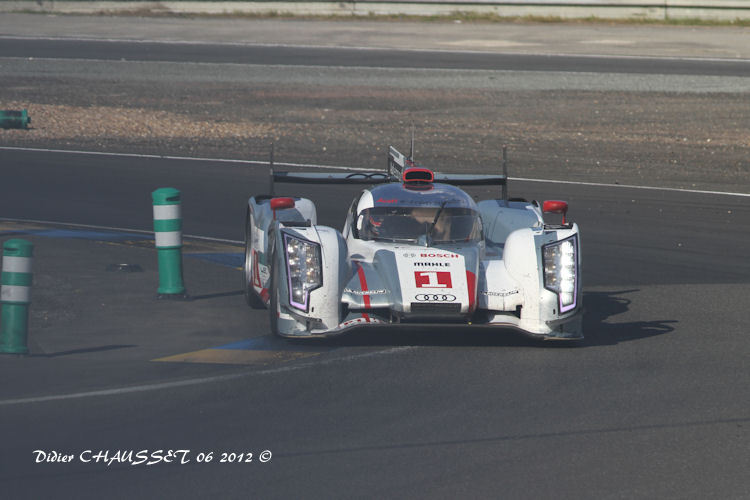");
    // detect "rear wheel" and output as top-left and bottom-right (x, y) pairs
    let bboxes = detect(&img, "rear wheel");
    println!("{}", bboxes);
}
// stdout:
(243, 209), (266, 309)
